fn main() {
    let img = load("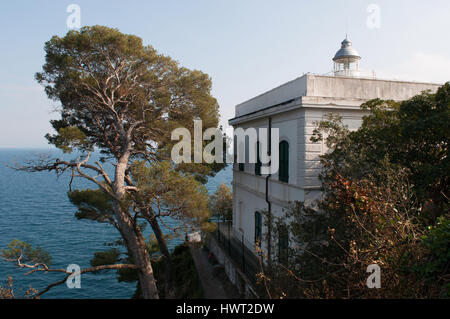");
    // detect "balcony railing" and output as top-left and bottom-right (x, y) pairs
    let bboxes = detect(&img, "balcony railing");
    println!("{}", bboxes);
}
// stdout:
(213, 221), (261, 287)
